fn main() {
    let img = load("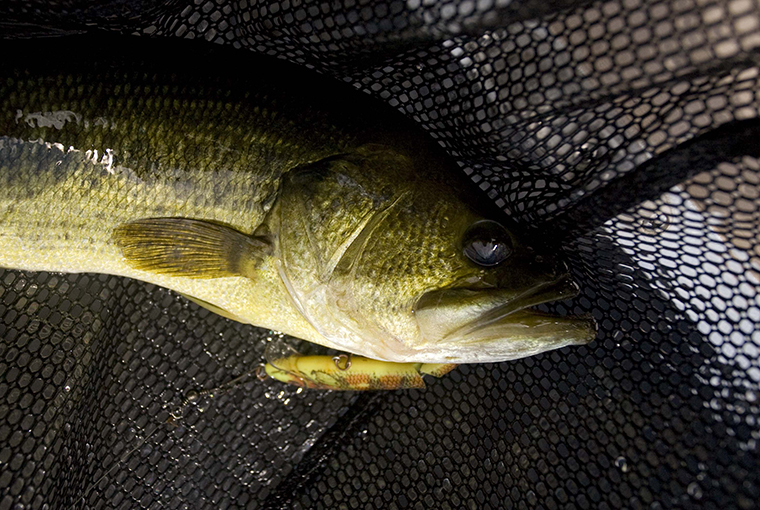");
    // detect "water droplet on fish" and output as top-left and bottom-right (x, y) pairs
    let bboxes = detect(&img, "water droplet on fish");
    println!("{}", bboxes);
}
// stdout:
(185, 390), (200, 403)
(615, 456), (629, 473)
(64, 385), (71, 392)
